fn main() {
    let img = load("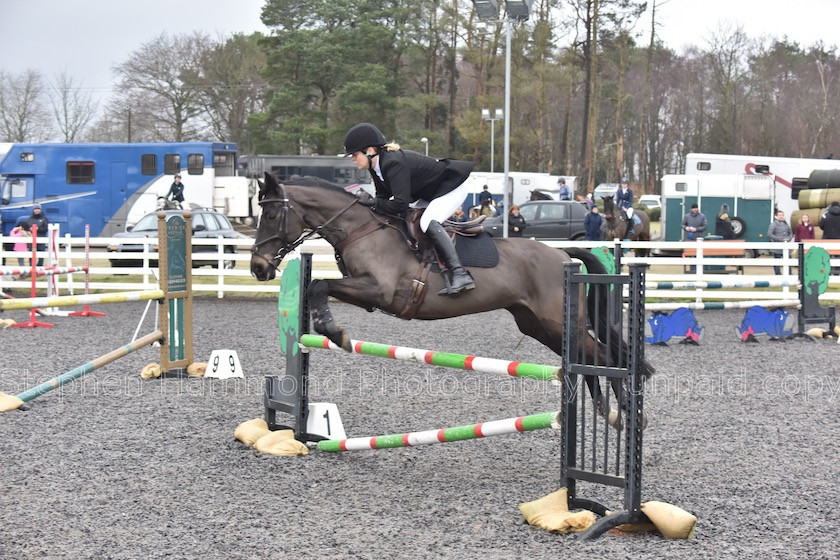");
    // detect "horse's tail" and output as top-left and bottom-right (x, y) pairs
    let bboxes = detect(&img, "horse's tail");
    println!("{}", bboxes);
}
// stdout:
(565, 247), (654, 378)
